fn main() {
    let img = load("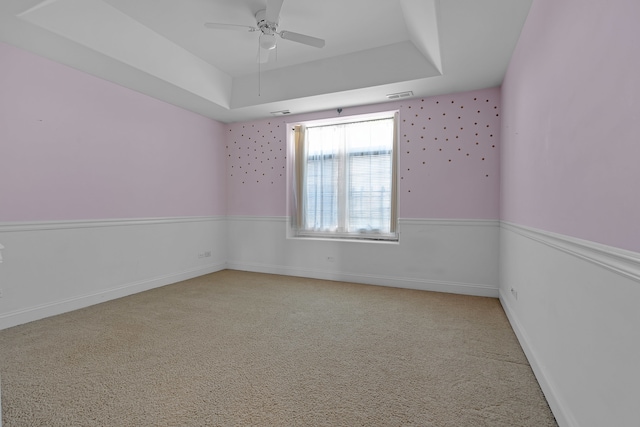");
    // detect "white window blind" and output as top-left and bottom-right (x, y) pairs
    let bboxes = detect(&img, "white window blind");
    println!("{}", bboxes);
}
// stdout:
(291, 112), (398, 240)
